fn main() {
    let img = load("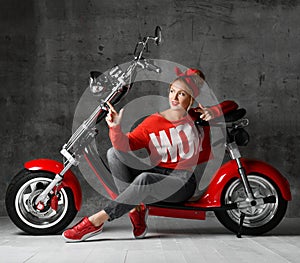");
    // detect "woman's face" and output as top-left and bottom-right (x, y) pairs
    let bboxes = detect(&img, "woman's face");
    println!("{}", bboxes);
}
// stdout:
(169, 79), (193, 111)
